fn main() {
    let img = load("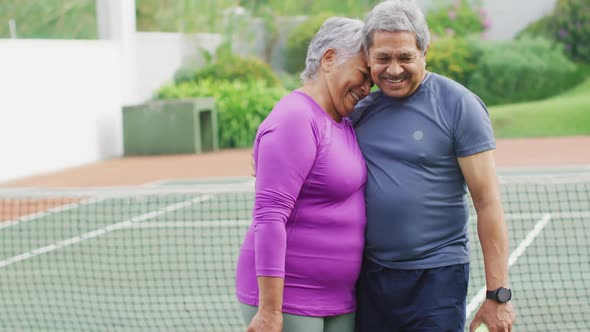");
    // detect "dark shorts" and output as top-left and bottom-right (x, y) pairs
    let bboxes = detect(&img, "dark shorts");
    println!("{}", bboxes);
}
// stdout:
(356, 259), (469, 332)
